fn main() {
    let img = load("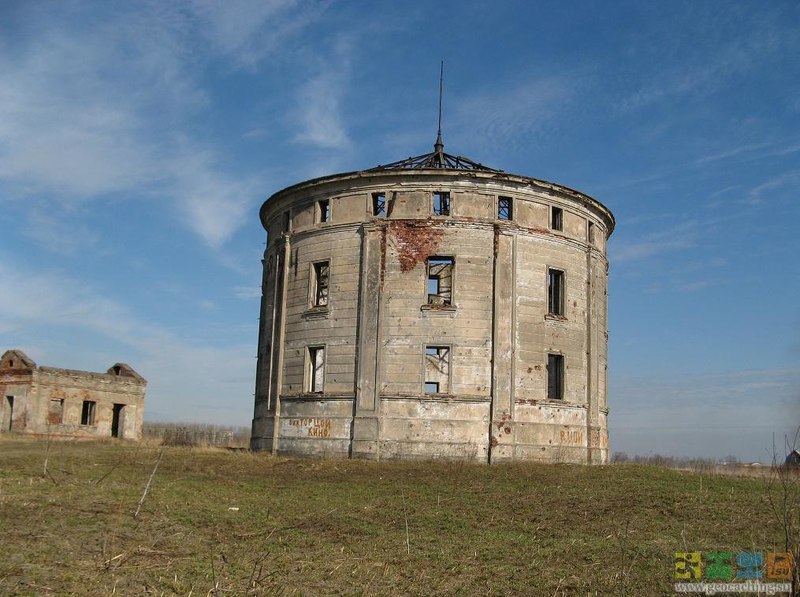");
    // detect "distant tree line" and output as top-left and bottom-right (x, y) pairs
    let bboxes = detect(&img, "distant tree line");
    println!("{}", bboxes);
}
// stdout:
(143, 422), (250, 448)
